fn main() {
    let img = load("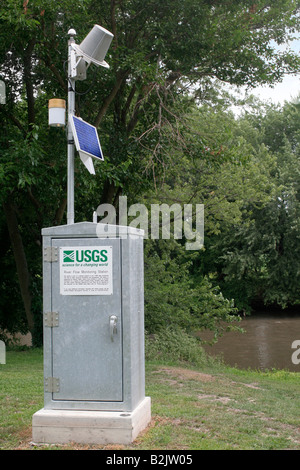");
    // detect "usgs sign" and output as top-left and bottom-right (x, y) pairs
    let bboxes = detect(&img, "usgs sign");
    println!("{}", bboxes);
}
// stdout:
(60, 245), (113, 296)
